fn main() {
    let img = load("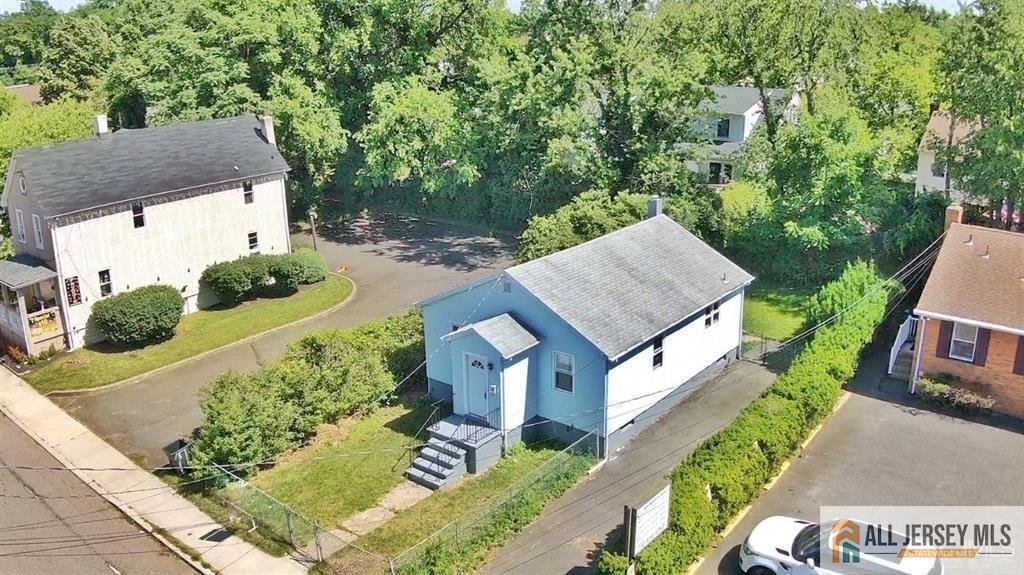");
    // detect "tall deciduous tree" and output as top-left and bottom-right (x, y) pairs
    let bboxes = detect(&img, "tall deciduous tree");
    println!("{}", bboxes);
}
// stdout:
(38, 15), (118, 102)
(937, 0), (1024, 225)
